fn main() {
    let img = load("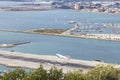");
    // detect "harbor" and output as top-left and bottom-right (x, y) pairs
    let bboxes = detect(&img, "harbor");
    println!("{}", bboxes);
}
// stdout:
(0, 9), (119, 72)
(0, 0), (119, 79)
